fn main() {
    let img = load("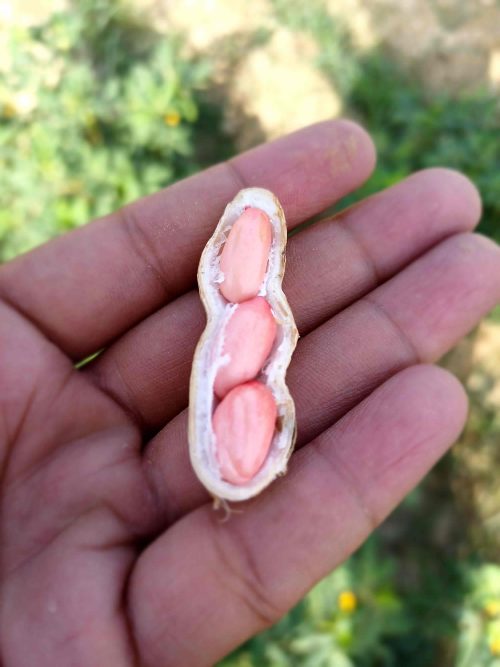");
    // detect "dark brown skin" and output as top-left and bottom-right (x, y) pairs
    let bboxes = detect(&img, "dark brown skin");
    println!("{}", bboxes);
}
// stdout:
(0, 120), (499, 667)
